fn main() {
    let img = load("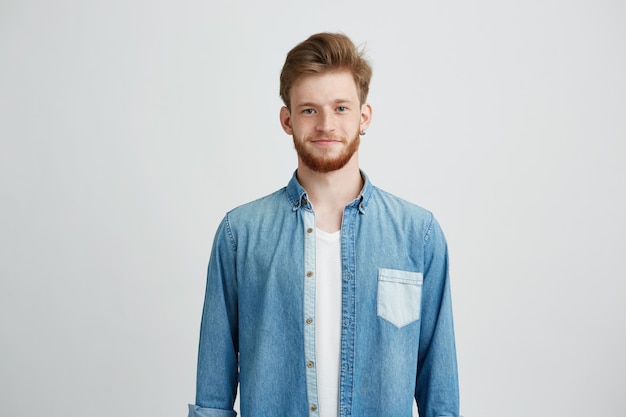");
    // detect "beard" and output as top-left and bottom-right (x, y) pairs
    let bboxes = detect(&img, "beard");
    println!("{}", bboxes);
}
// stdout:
(293, 132), (360, 173)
